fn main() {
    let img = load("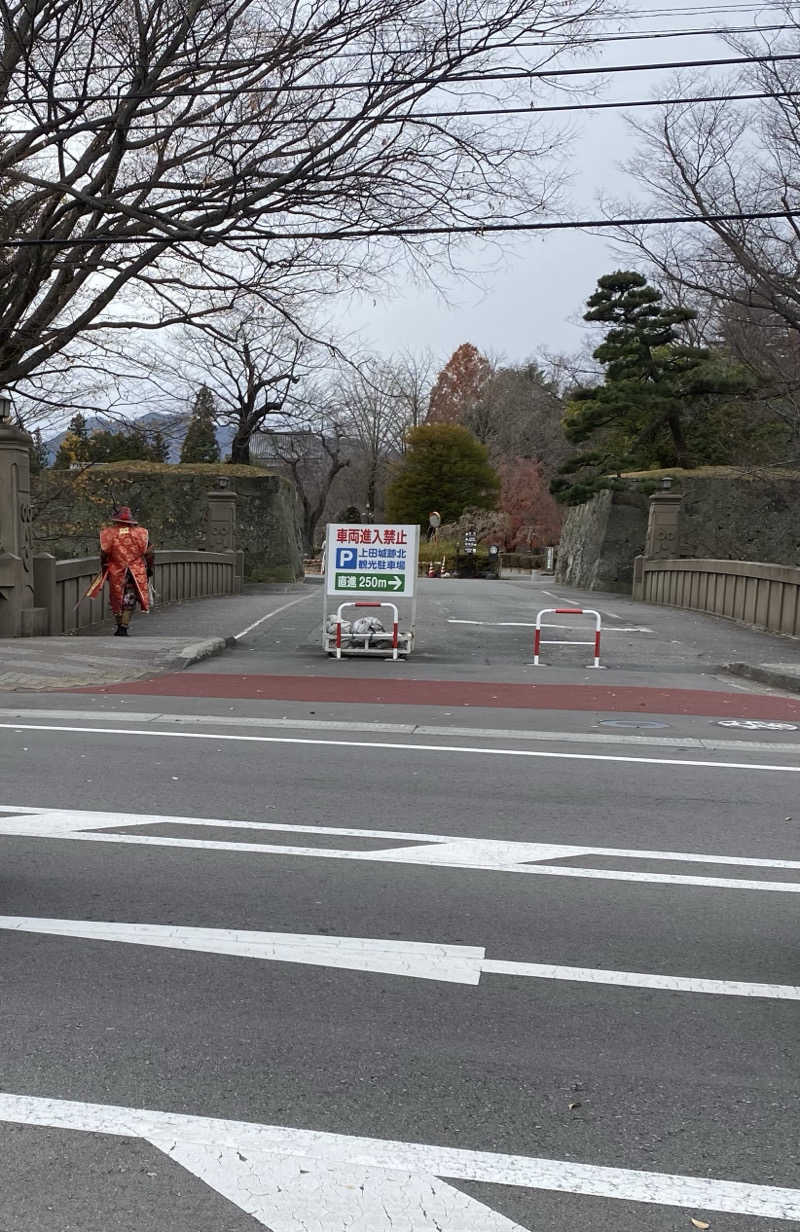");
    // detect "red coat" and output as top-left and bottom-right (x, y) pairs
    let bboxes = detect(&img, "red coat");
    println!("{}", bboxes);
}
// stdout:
(100, 525), (152, 613)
